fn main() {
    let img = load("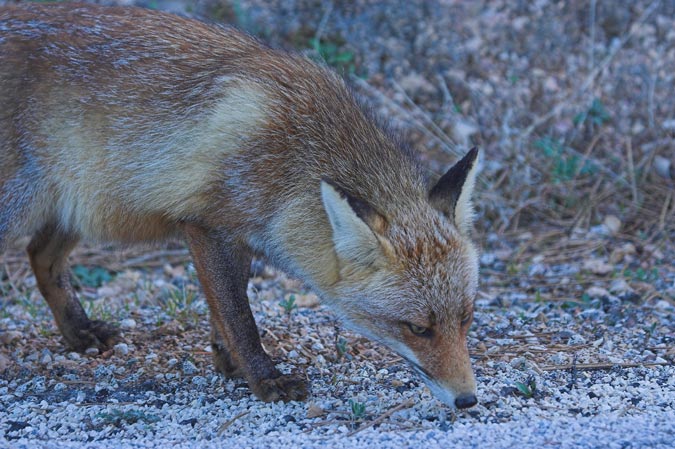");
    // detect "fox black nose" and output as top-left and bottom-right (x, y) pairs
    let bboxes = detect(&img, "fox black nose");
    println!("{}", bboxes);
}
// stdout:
(455, 393), (478, 409)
